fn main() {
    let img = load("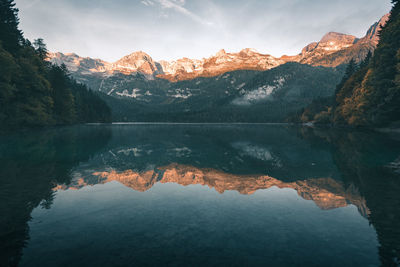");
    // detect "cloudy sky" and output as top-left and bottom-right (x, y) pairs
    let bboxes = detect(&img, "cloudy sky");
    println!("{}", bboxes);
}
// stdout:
(16, 0), (391, 62)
